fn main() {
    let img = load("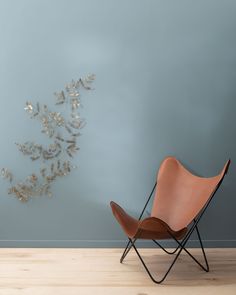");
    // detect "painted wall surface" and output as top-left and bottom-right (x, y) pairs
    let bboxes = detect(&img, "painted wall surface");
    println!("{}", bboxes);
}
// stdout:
(0, 0), (235, 247)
